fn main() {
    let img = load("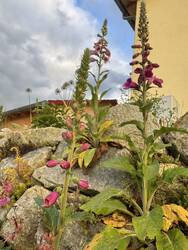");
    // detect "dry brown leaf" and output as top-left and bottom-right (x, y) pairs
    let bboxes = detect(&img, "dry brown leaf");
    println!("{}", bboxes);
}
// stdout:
(102, 213), (128, 228)
(162, 204), (188, 231)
